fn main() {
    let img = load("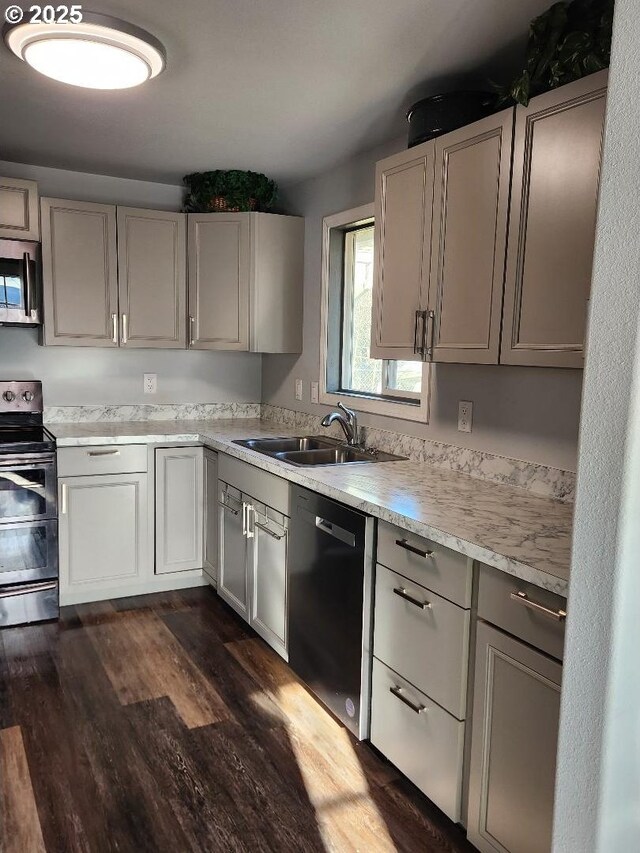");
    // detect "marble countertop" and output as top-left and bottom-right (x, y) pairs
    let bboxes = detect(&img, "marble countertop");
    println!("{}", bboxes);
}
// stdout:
(50, 419), (573, 596)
